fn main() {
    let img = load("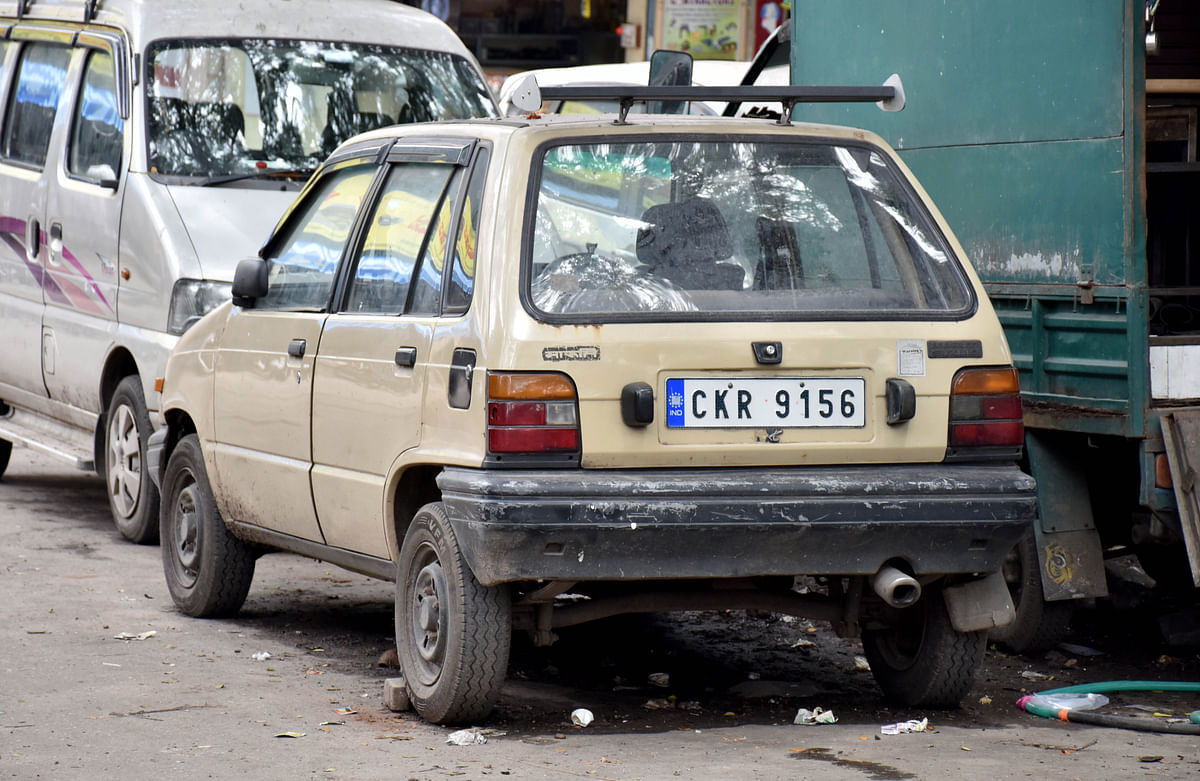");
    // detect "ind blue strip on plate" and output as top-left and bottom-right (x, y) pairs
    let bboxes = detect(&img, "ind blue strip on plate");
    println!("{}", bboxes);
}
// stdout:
(666, 378), (685, 427)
